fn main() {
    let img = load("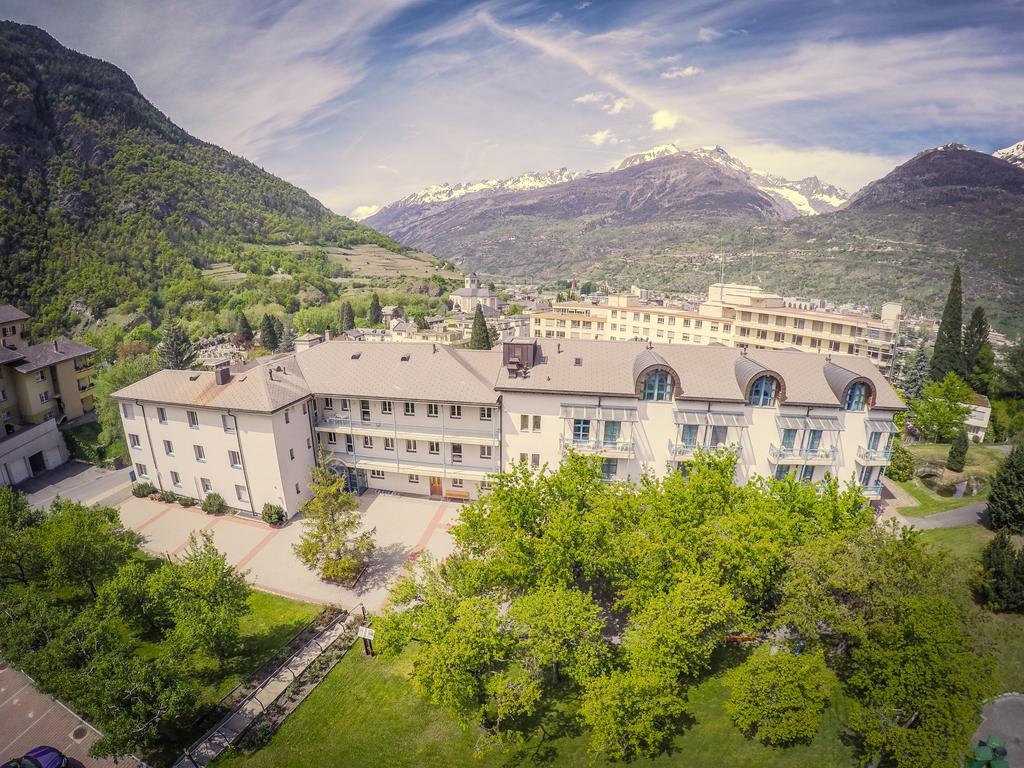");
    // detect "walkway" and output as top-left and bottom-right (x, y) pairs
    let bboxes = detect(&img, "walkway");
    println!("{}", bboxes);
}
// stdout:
(974, 694), (1024, 768)
(878, 477), (988, 531)
(175, 613), (353, 767)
